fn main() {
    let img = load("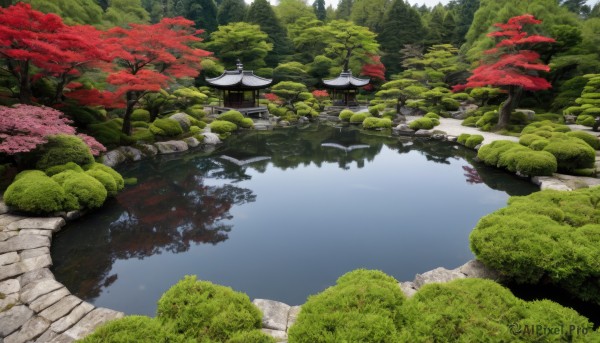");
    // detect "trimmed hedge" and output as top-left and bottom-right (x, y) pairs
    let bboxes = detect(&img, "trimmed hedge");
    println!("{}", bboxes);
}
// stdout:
(157, 275), (262, 342)
(53, 171), (107, 209)
(79, 316), (184, 343)
(458, 134), (484, 149)
(542, 138), (595, 172)
(84, 163), (125, 191)
(288, 269), (406, 343)
(565, 131), (600, 150)
(4, 171), (74, 214)
(363, 117), (392, 130)
(131, 109), (151, 122)
(349, 113), (369, 124)
(210, 120), (238, 138)
(36, 135), (94, 170)
(149, 118), (183, 137)
(218, 110), (253, 128)
(226, 330), (276, 343)
(477, 141), (557, 176)
(86, 169), (118, 197)
(44, 162), (84, 176)
(408, 117), (437, 130)
(339, 109), (354, 121)
(470, 186), (600, 304)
